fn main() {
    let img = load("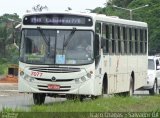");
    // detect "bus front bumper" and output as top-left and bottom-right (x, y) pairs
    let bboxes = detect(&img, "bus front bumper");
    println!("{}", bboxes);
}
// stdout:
(18, 76), (96, 96)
